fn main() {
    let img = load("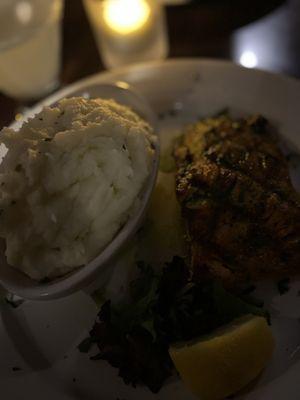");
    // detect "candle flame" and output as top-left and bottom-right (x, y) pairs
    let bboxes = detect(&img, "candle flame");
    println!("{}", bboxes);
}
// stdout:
(103, 0), (150, 34)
